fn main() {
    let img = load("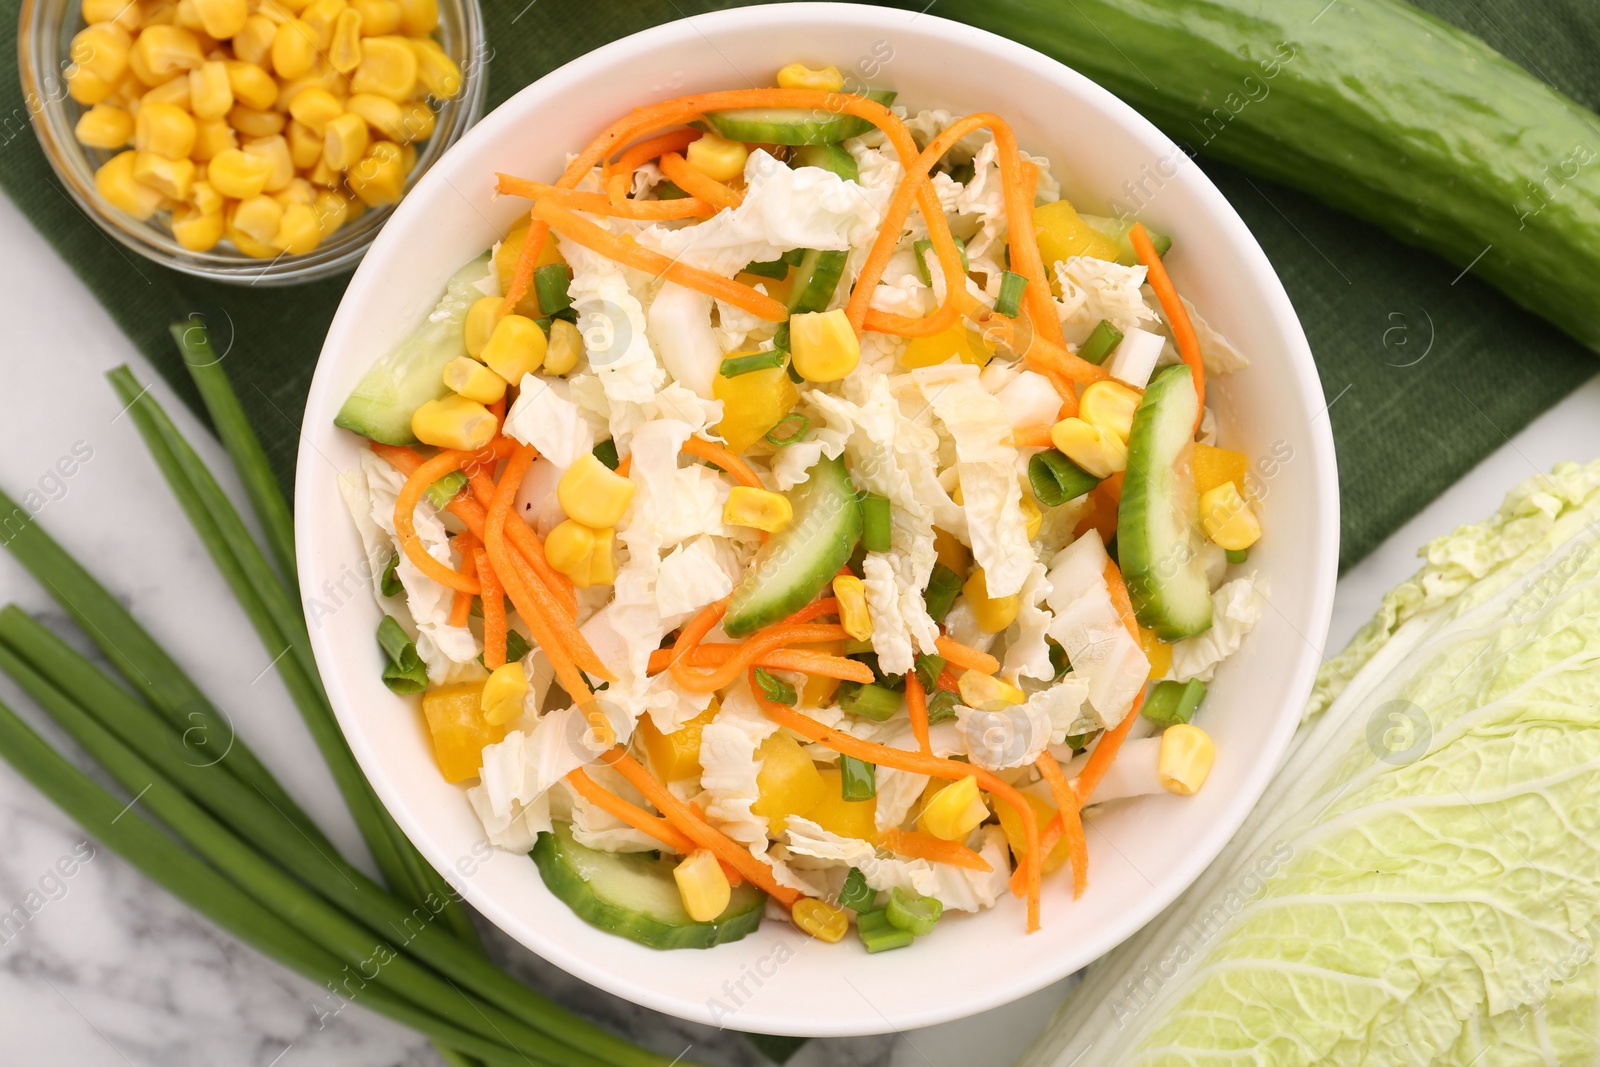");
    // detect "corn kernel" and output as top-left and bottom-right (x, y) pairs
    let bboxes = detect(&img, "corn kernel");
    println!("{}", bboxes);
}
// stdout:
(285, 119), (321, 167)
(141, 0), (179, 27)
(313, 189), (350, 233)
(231, 194), (283, 243)
(543, 318), (581, 376)
(411, 394), (496, 451)
(227, 103), (285, 139)
(1198, 481), (1261, 552)
(397, 139), (417, 173)
(286, 86), (342, 136)
(397, 0), (436, 33)
(1191, 442), (1248, 498)
(346, 139), (405, 205)
(480, 661), (528, 726)
(351, 35), (416, 99)
(192, 0), (247, 37)
(321, 111), (368, 170)
(175, 0), (205, 31)
(932, 527), (970, 575)
(74, 103), (134, 148)
(268, 18), (317, 78)
(274, 68), (342, 111)
(223, 60), (278, 110)
(723, 486), (793, 534)
(190, 117), (236, 161)
(274, 175), (316, 206)
(130, 24), (204, 83)
(920, 775), (988, 841)
(396, 99), (434, 142)
(1020, 494), (1042, 541)
(328, 8), (363, 73)
(480, 313), (546, 383)
(231, 13), (276, 64)
(141, 74), (191, 108)
(271, 201), (320, 253)
(345, 92), (407, 140)
(308, 153), (341, 187)
(133, 100), (195, 158)
(71, 23), (131, 83)
(790, 308), (860, 383)
(957, 669), (1024, 710)
(685, 131), (748, 182)
(1050, 416), (1127, 479)
(832, 574), (873, 641)
(254, 0), (297, 22)
(184, 59), (232, 120)
(588, 526), (615, 587)
(225, 215), (281, 258)
(408, 36), (460, 98)
(962, 567), (1019, 634)
(558, 453), (636, 530)
(791, 897), (848, 943)
(442, 355), (506, 404)
(132, 149), (195, 198)
(242, 134), (293, 191)
(82, 0), (141, 29)
(1158, 724), (1215, 796)
(170, 204), (223, 251)
(453, 298), (497, 359)
(189, 179), (223, 215)
(95, 150), (163, 219)
(776, 62), (844, 92)
(1139, 626), (1173, 682)
(674, 849), (731, 923)
(544, 519), (596, 585)
(351, 0), (401, 34)
(296, 0), (342, 44)
(1079, 380), (1143, 443)
(67, 66), (115, 105)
